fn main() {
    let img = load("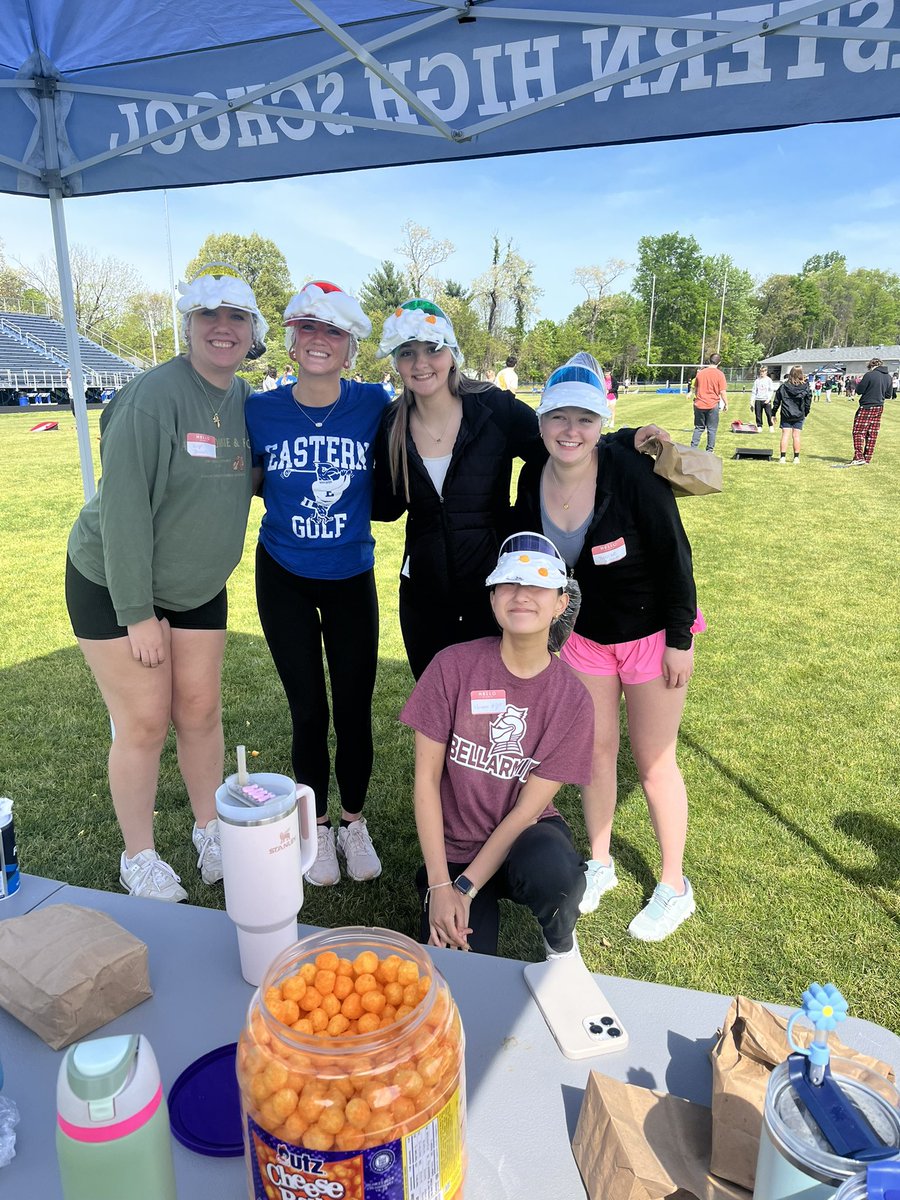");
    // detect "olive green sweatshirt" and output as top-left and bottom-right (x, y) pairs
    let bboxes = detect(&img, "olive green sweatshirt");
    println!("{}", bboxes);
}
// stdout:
(67, 355), (253, 626)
